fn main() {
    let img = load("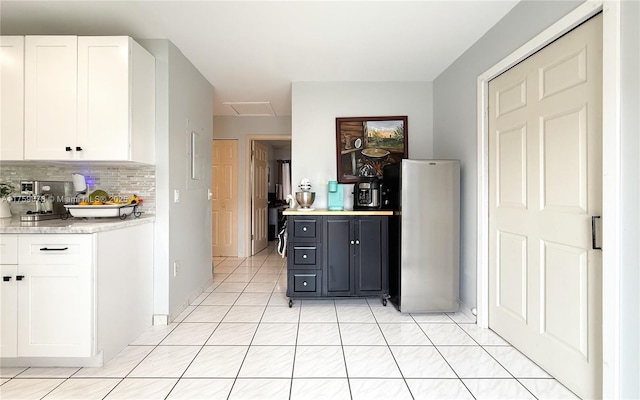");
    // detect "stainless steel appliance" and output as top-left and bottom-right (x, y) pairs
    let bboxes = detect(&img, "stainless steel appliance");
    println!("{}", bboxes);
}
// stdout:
(383, 159), (460, 313)
(17, 180), (74, 221)
(353, 176), (380, 210)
